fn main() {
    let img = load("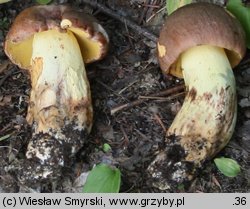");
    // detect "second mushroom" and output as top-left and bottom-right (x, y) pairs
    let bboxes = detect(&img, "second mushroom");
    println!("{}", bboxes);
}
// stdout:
(148, 3), (246, 190)
(4, 5), (109, 181)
